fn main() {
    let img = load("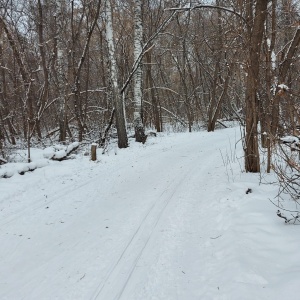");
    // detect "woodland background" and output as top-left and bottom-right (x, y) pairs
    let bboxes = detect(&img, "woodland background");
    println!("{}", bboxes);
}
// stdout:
(0, 0), (299, 174)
